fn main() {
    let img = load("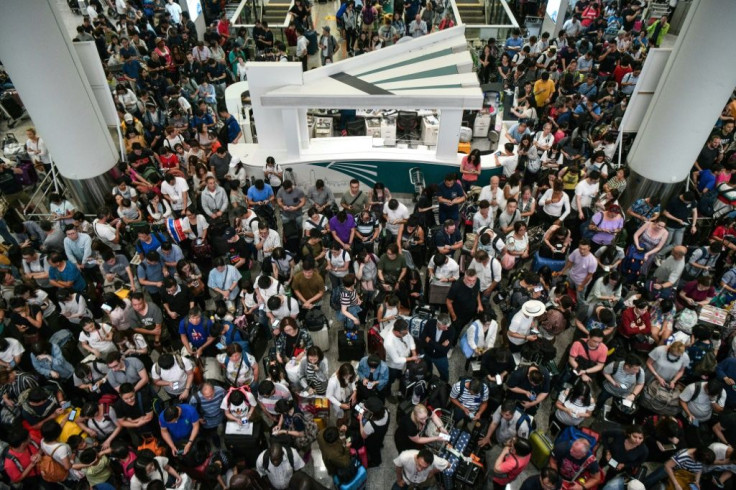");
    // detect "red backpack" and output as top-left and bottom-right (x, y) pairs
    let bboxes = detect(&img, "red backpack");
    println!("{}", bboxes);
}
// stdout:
(367, 321), (386, 360)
